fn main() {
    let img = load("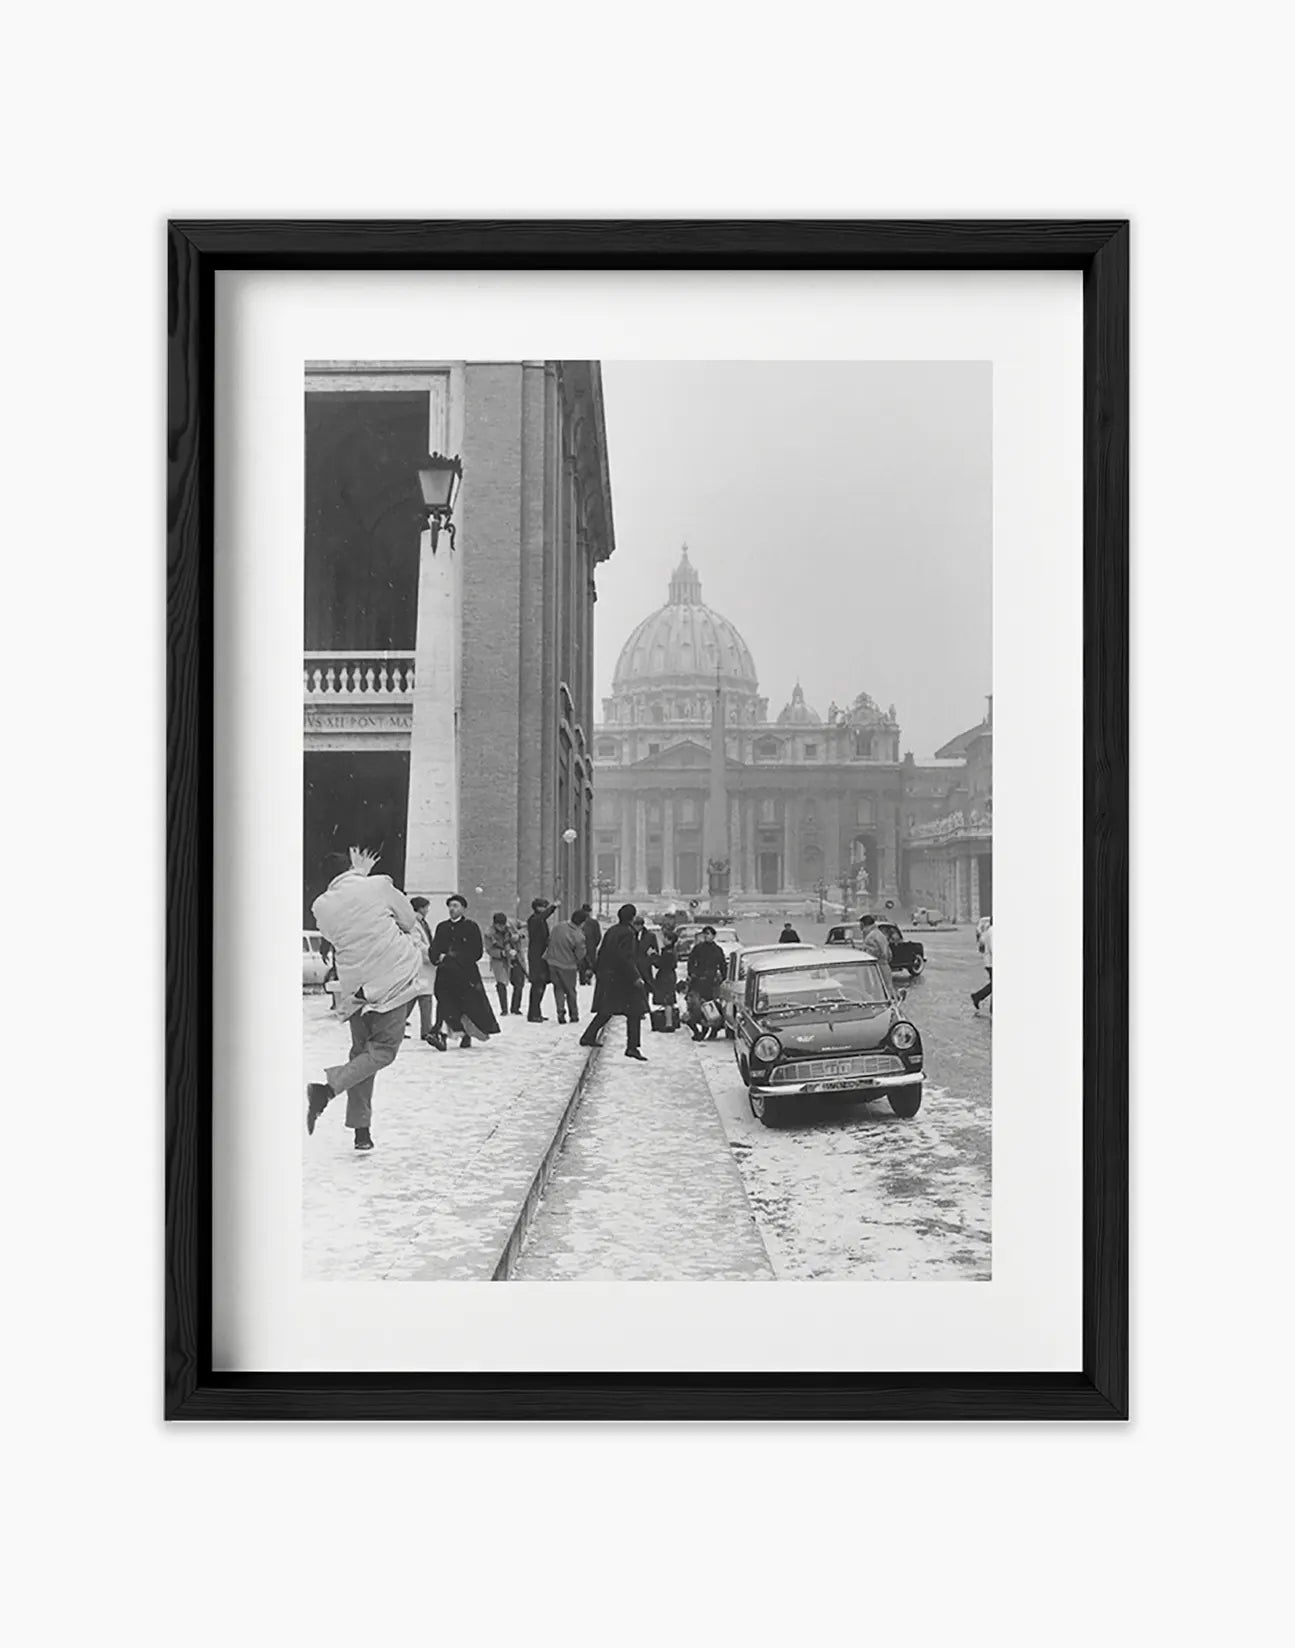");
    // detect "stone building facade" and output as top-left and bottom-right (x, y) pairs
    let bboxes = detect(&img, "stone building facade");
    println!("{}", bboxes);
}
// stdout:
(303, 360), (614, 921)
(902, 706), (994, 921)
(591, 550), (908, 906)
